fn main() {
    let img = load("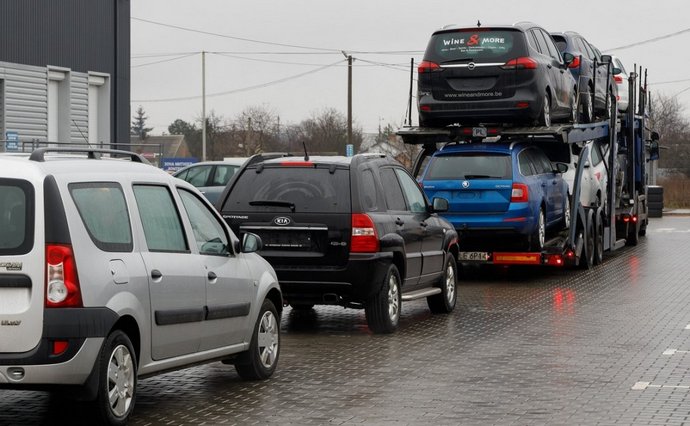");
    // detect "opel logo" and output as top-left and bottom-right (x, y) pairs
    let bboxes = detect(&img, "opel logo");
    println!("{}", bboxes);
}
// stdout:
(462, 180), (470, 188)
(274, 217), (291, 226)
(467, 62), (476, 70)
